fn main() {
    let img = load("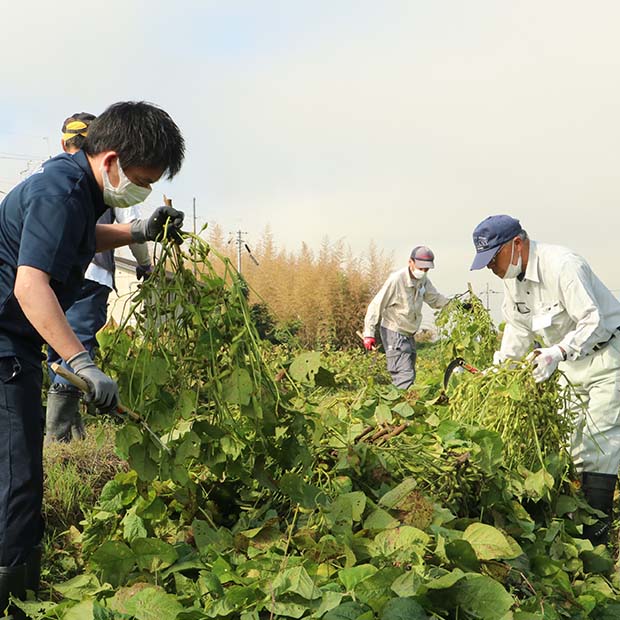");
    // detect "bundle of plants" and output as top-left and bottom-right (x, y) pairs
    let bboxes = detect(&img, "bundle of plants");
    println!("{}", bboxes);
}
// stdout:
(446, 362), (578, 471)
(98, 232), (310, 503)
(435, 287), (498, 370)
